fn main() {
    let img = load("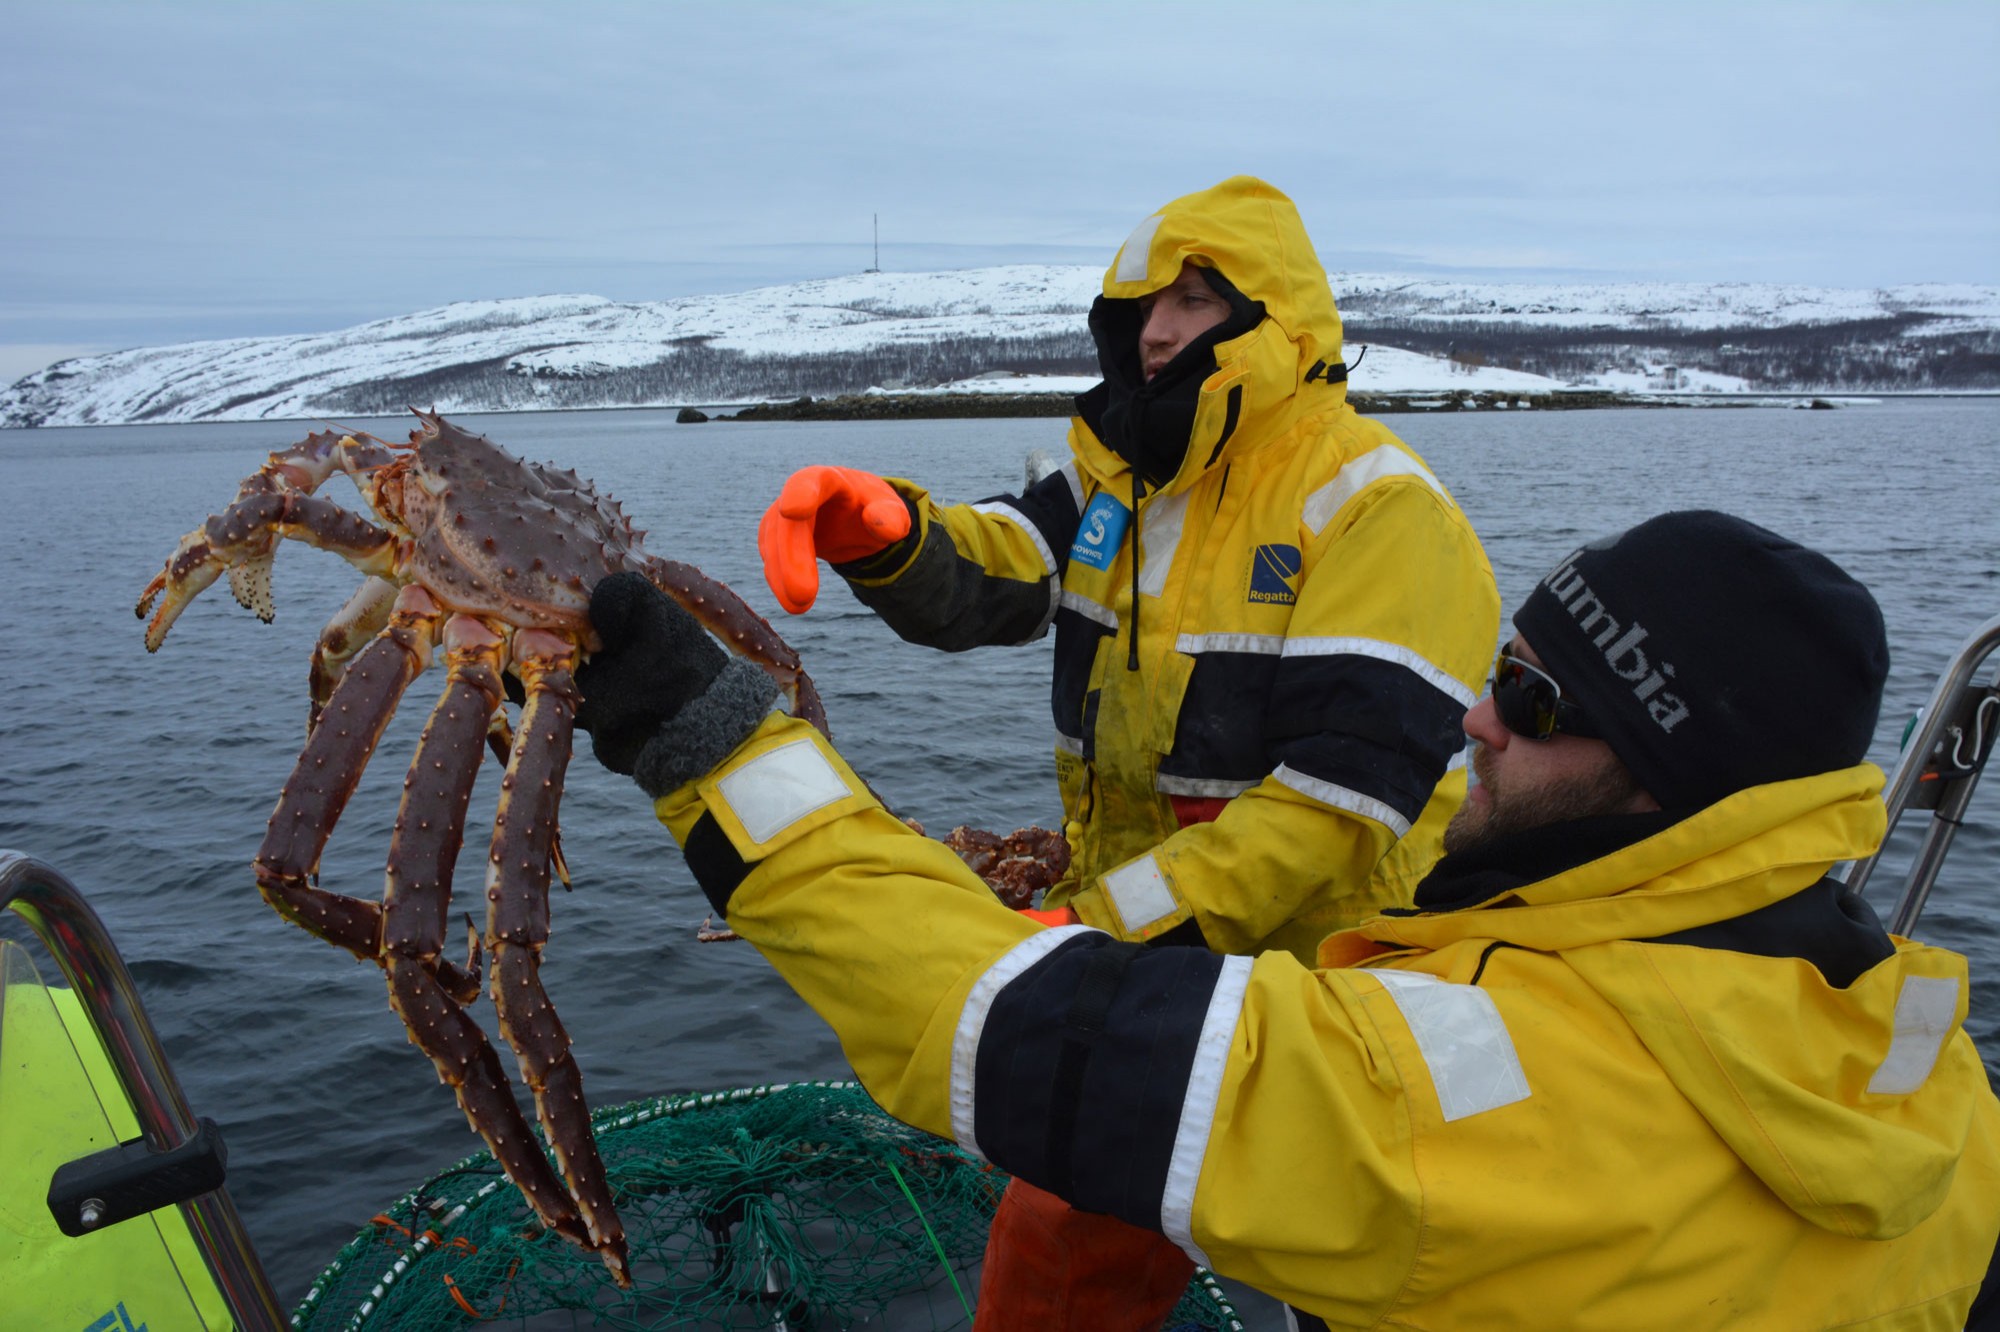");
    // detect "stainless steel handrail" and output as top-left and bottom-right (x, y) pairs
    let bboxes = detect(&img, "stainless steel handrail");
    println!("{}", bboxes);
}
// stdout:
(1839, 614), (2000, 934)
(1, 849), (288, 1332)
